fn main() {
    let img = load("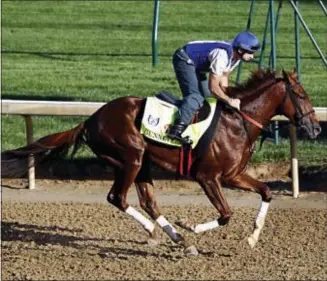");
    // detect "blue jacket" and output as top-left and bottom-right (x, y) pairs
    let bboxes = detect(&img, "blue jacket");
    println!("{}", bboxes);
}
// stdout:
(184, 41), (233, 72)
